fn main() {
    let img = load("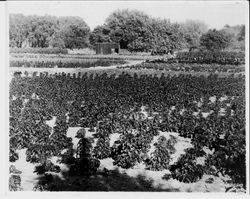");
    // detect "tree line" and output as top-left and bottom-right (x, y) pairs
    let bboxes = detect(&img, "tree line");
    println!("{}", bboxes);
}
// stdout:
(9, 9), (245, 53)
